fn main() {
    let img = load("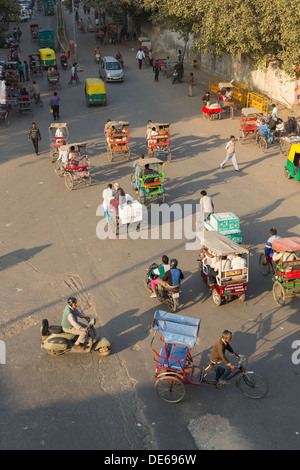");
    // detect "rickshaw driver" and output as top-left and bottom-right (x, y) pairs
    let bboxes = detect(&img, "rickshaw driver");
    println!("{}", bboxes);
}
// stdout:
(210, 330), (240, 384)
(265, 228), (281, 259)
(257, 119), (268, 138)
